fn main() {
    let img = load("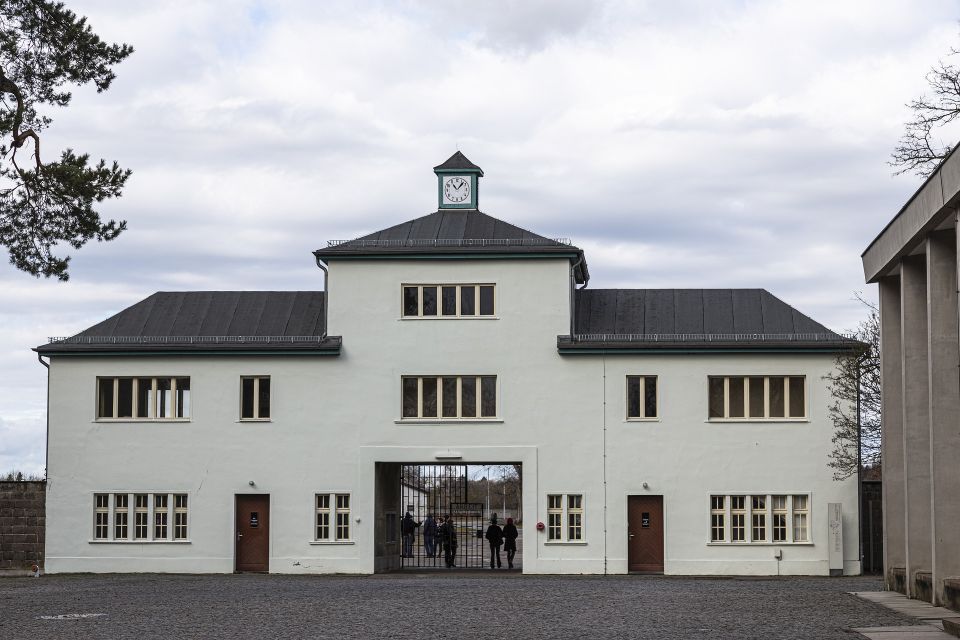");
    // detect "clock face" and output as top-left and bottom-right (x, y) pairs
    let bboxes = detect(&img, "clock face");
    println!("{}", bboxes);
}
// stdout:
(443, 176), (471, 204)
